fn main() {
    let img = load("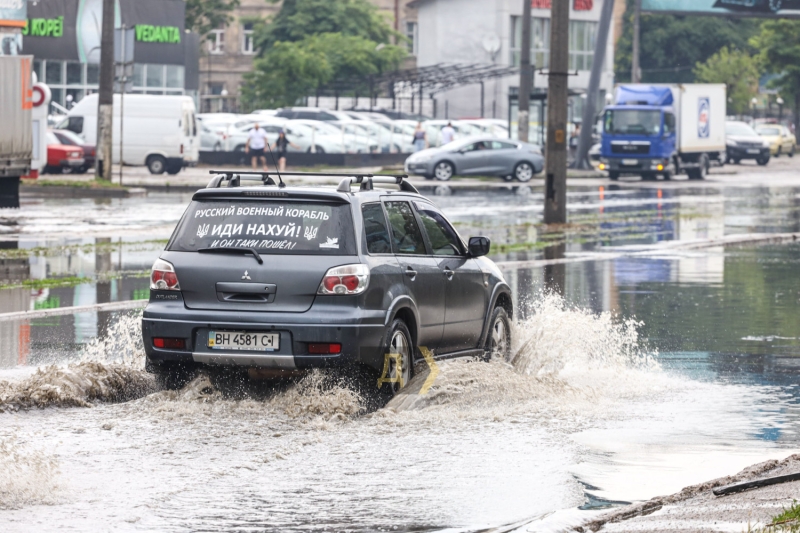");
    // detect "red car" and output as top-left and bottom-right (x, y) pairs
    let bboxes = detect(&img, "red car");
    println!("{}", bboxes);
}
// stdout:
(53, 129), (96, 173)
(45, 131), (85, 174)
